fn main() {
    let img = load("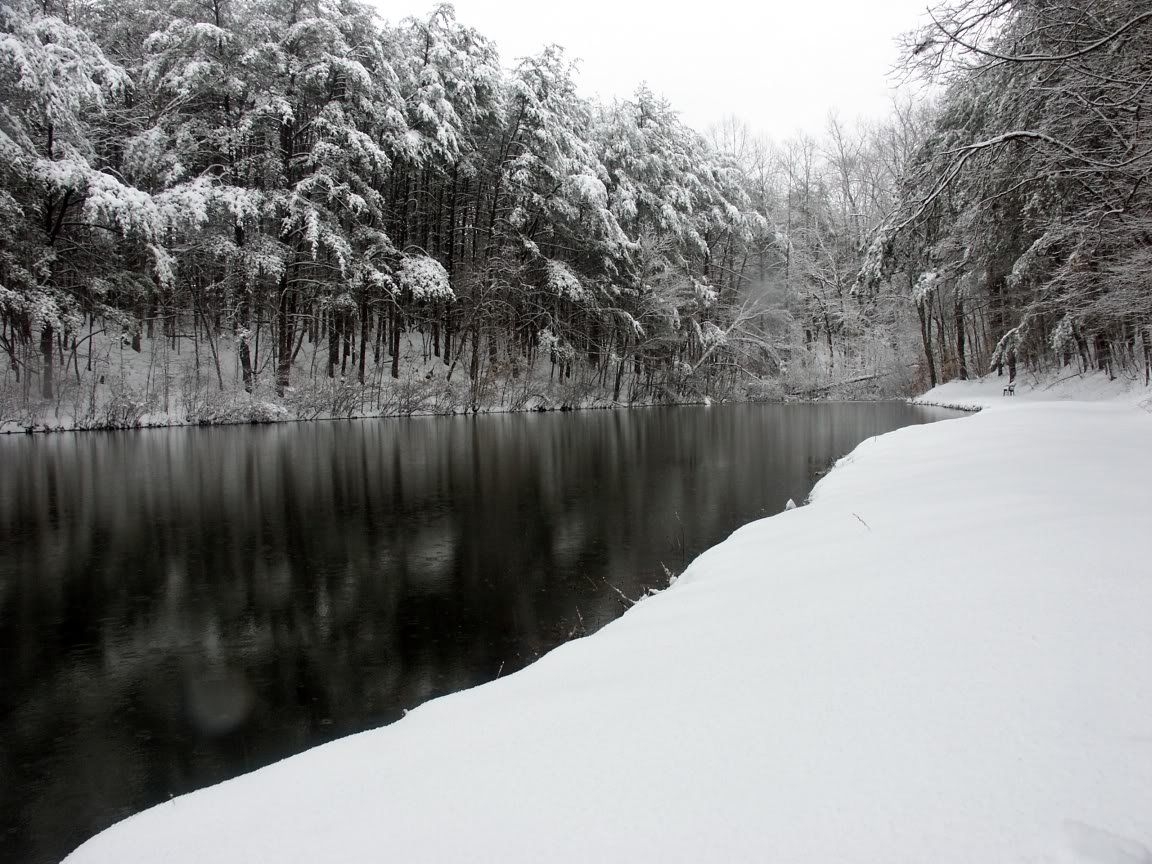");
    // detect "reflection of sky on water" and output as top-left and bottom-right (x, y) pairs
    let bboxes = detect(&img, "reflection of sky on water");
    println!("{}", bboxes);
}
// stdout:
(0, 403), (957, 864)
